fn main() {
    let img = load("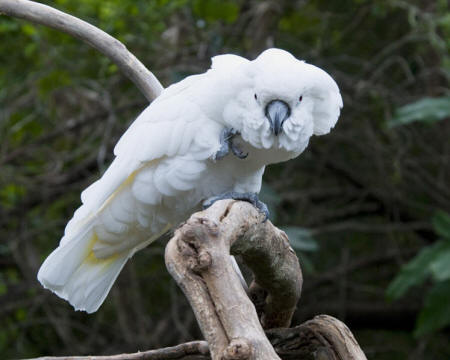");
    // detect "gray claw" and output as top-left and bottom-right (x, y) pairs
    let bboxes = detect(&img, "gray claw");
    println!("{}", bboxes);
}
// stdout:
(214, 128), (247, 160)
(231, 144), (248, 159)
(203, 191), (269, 221)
